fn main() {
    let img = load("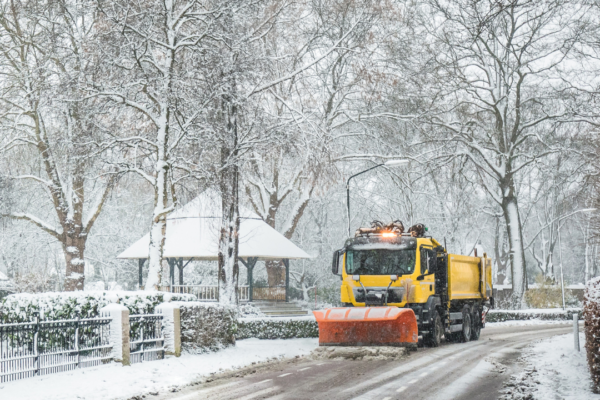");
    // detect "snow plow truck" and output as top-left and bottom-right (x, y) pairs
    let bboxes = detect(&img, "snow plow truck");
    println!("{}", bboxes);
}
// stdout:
(313, 221), (494, 349)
